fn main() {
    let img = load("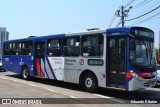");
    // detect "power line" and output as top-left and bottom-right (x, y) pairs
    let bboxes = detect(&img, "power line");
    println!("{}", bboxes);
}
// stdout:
(107, 15), (116, 28)
(118, 0), (126, 7)
(131, 11), (160, 25)
(132, 0), (152, 9)
(116, 19), (122, 27)
(139, 0), (160, 15)
(125, 5), (160, 21)
(124, 0), (135, 8)
(149, 16), (160, 21)
(133, 0), (148, 8)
